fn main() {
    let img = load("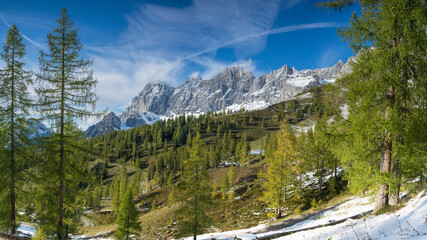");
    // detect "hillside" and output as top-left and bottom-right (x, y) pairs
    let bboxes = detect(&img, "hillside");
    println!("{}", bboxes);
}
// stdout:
(75, 85), (350, 239)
